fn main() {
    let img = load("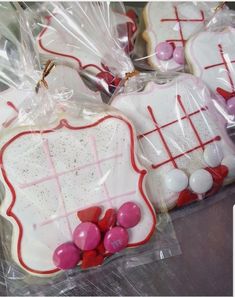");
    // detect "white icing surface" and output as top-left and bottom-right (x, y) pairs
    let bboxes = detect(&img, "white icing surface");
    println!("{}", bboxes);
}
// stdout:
(186, 27), (235, 97)
(0, 113), (155, 275)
